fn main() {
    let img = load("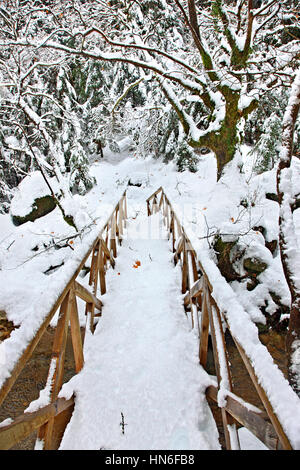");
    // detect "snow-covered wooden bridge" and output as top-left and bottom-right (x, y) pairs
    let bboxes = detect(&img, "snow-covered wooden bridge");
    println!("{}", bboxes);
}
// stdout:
(0, 188), (299, 450)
